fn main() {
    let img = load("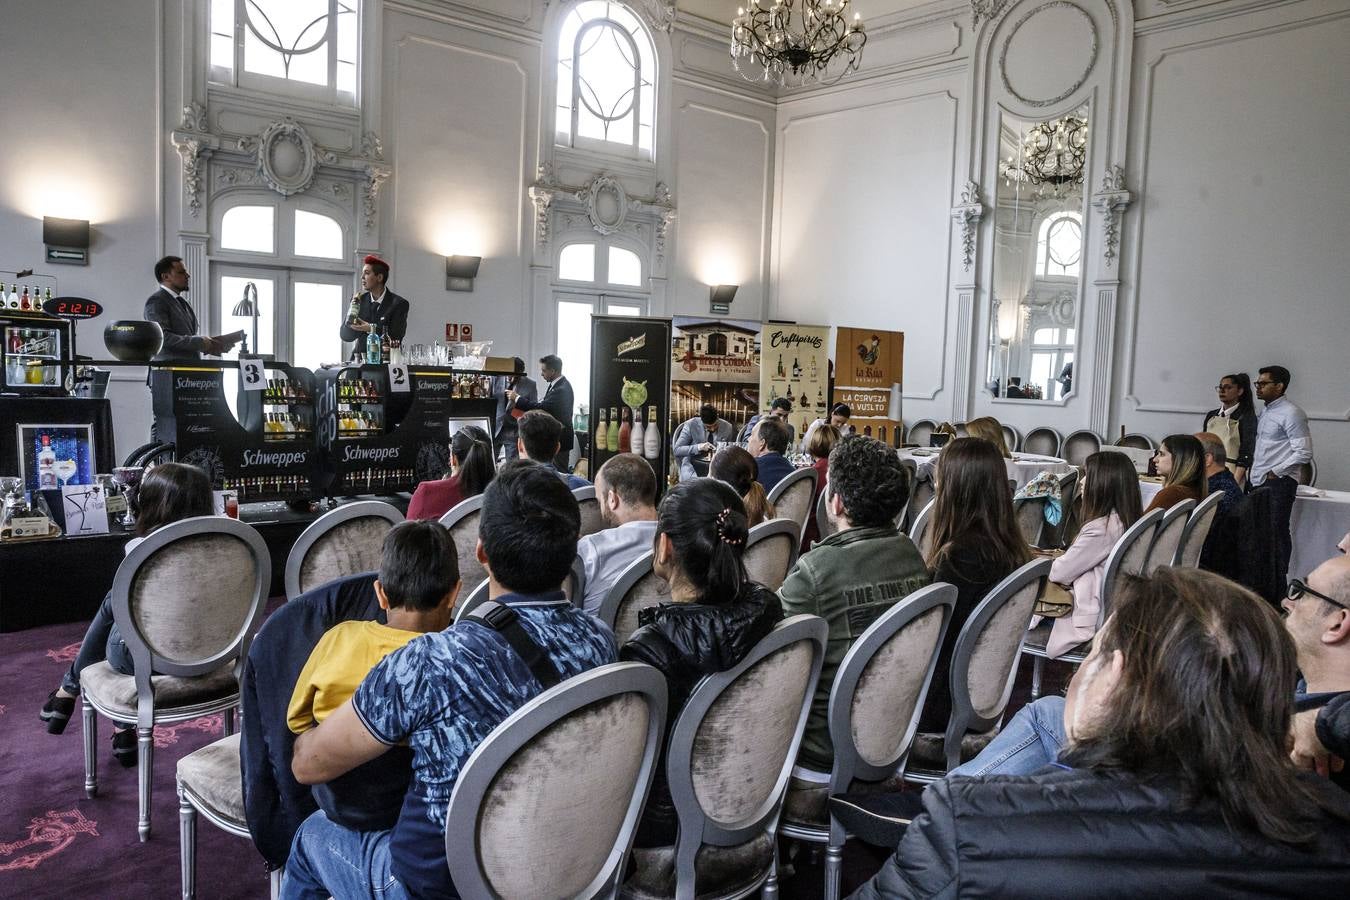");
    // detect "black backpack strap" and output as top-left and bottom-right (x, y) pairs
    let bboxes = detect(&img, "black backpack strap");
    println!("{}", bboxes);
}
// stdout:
(467, 601), (562, 690)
